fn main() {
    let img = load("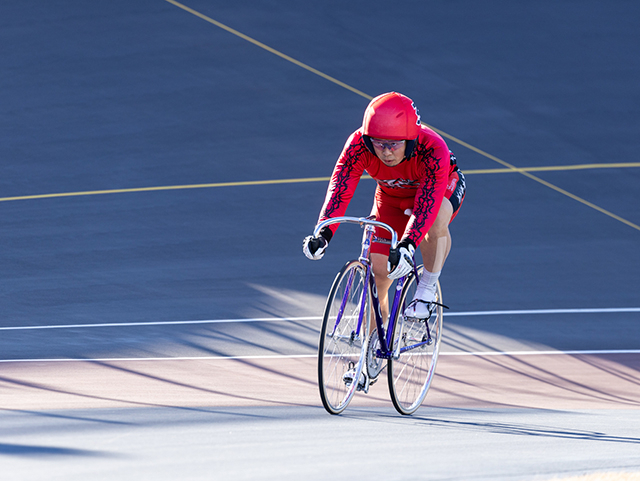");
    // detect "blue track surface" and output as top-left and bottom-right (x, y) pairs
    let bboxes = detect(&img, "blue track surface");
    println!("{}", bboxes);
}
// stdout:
(1, 0), (638, 349)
